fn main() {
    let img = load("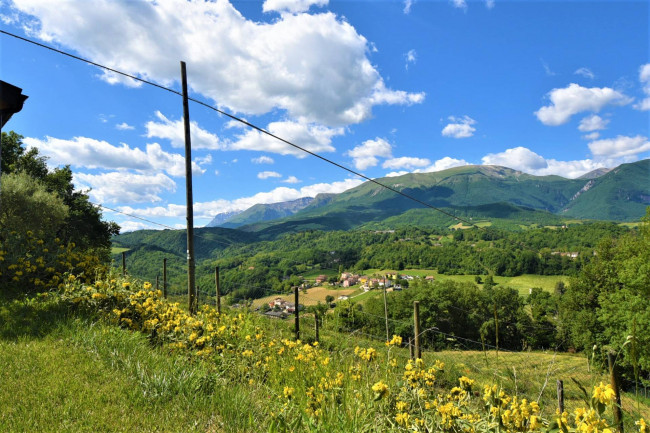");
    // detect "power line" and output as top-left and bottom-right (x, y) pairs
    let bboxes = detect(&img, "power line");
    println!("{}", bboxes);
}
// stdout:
(1, 29), (480, 230)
